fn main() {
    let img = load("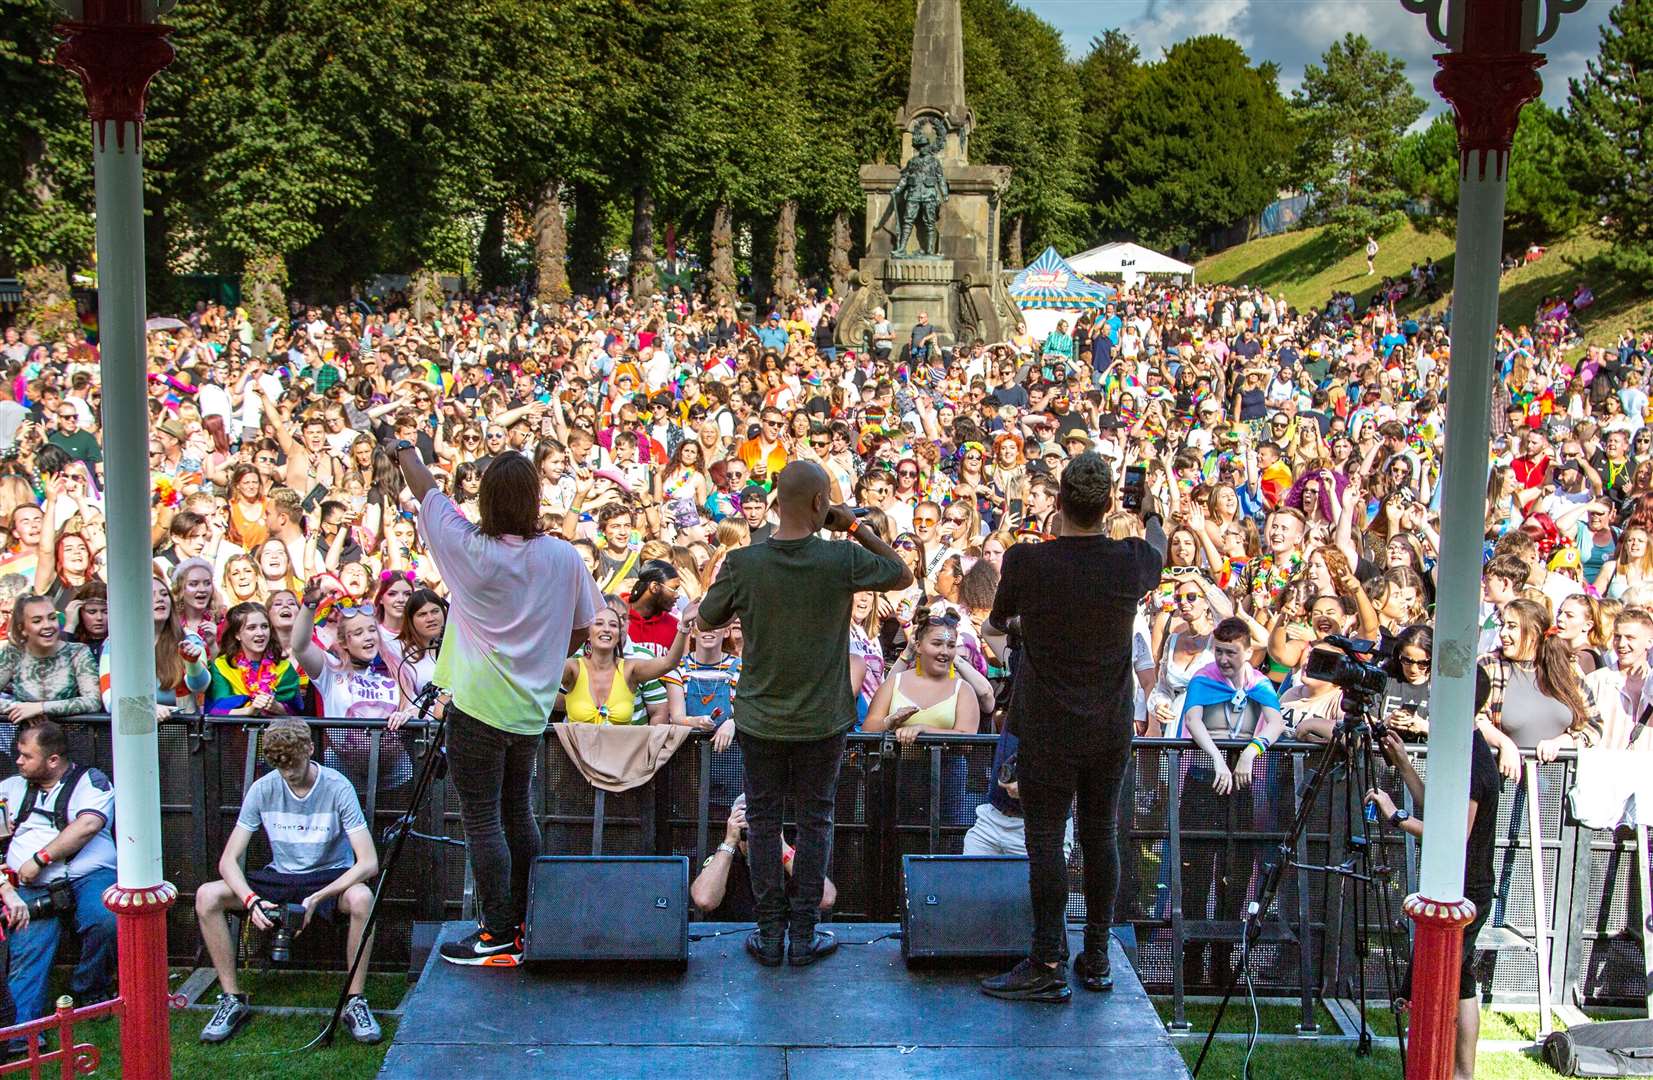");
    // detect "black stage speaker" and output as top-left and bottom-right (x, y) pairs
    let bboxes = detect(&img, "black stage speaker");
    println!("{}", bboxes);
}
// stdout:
(899, 854), (1033, 964)
(523, 856), (690, 966)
